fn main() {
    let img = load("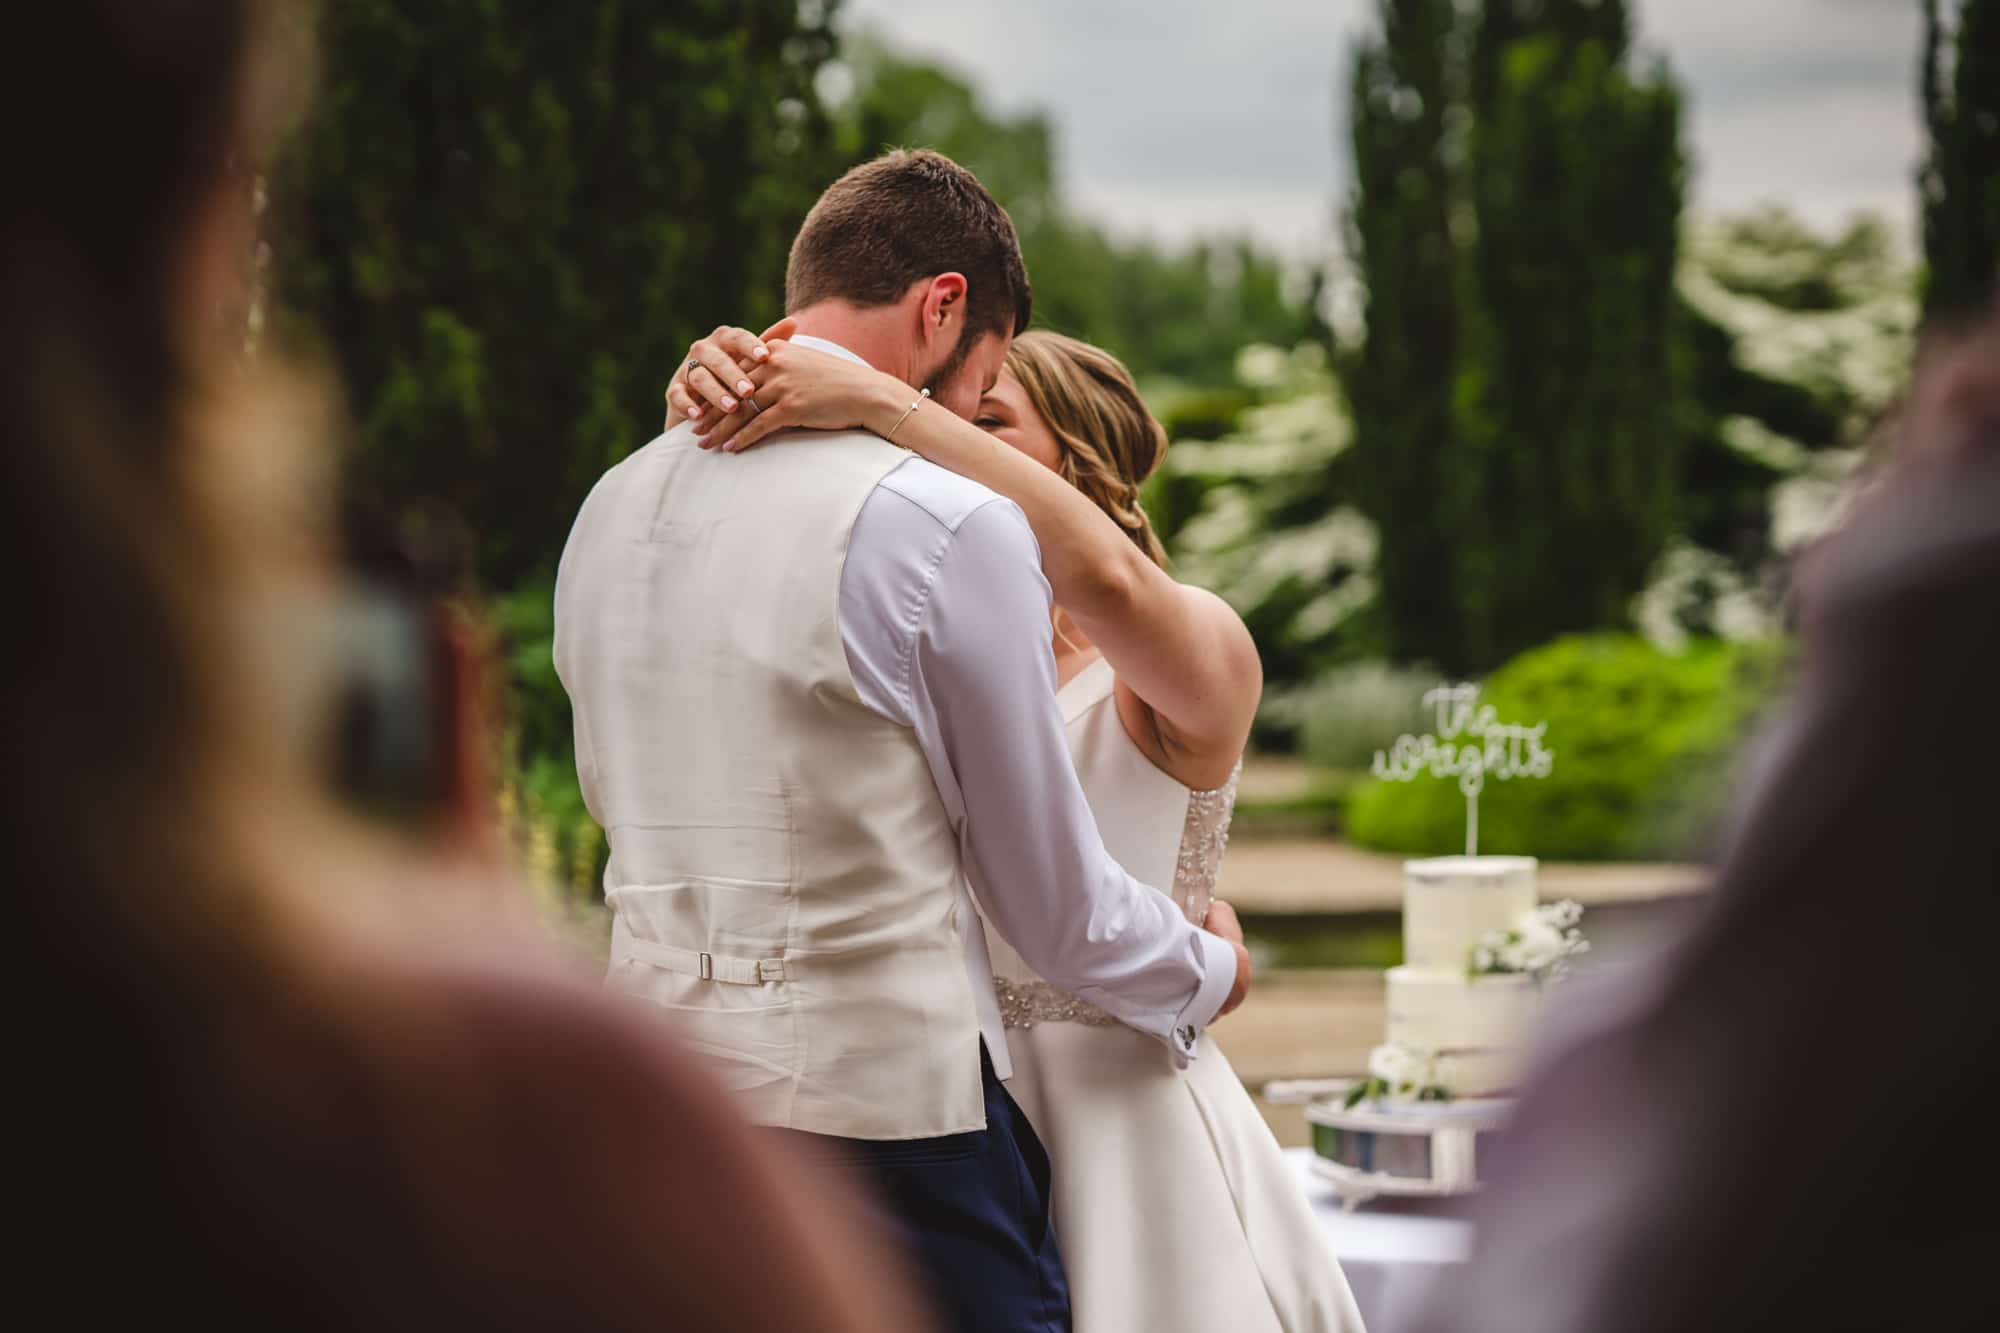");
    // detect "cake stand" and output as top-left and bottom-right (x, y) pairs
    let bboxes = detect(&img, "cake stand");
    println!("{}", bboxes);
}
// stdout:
(1299, 1081), (1515, 1210)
